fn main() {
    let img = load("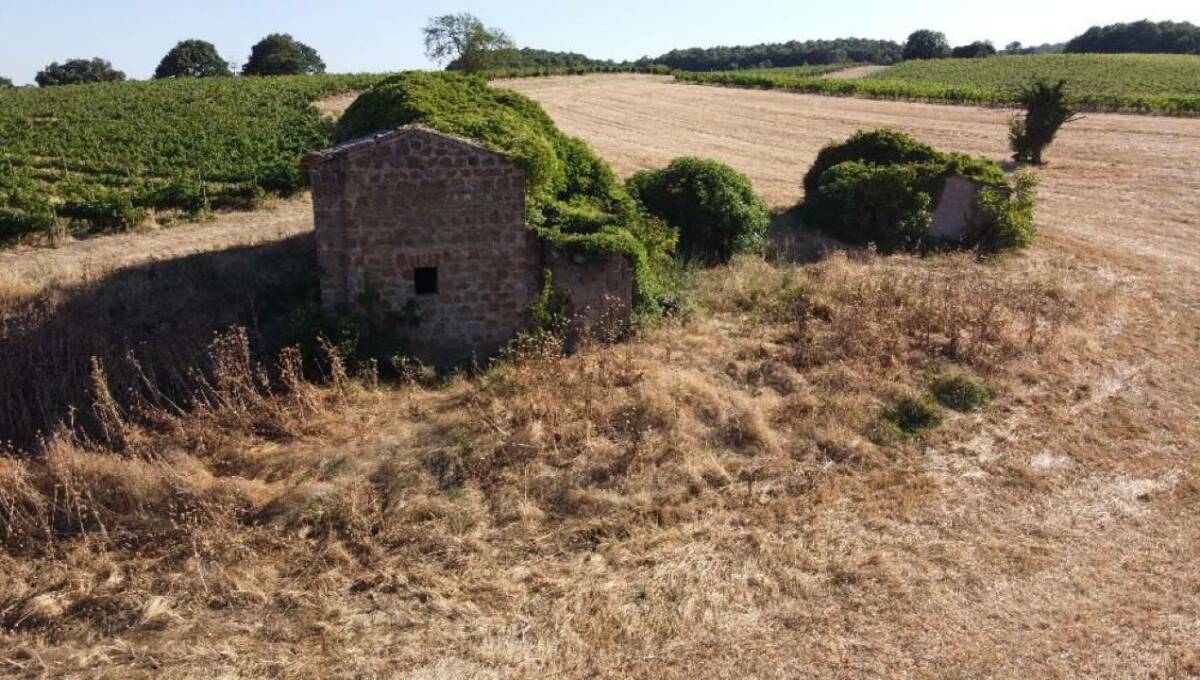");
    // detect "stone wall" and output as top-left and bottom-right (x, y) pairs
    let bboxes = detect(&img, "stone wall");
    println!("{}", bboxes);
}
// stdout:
(306, 127), (541, 364)
(545, 249), (635, 342)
